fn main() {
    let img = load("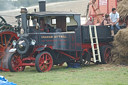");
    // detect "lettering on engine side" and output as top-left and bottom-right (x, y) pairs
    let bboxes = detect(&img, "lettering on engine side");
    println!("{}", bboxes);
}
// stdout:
(41, 35), (67, 38)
